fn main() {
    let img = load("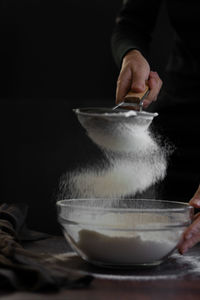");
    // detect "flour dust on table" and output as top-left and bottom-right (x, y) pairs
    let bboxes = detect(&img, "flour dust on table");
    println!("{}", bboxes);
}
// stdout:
(59, 120), (171, 199)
